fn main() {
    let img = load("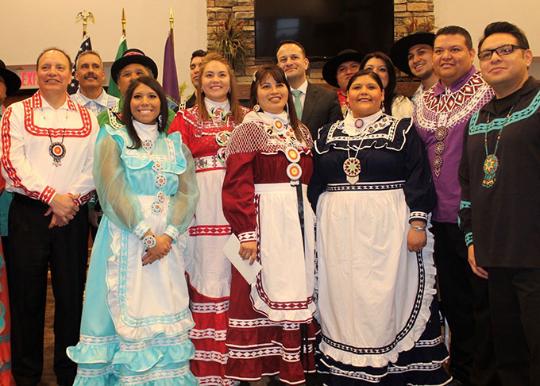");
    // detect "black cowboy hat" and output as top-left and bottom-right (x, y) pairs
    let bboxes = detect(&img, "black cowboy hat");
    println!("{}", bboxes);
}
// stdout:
(322, 49), (364, 88)
(110, 48), (158, 84)
(0, 60), (22, 96)
(390, 32), (435, 76)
